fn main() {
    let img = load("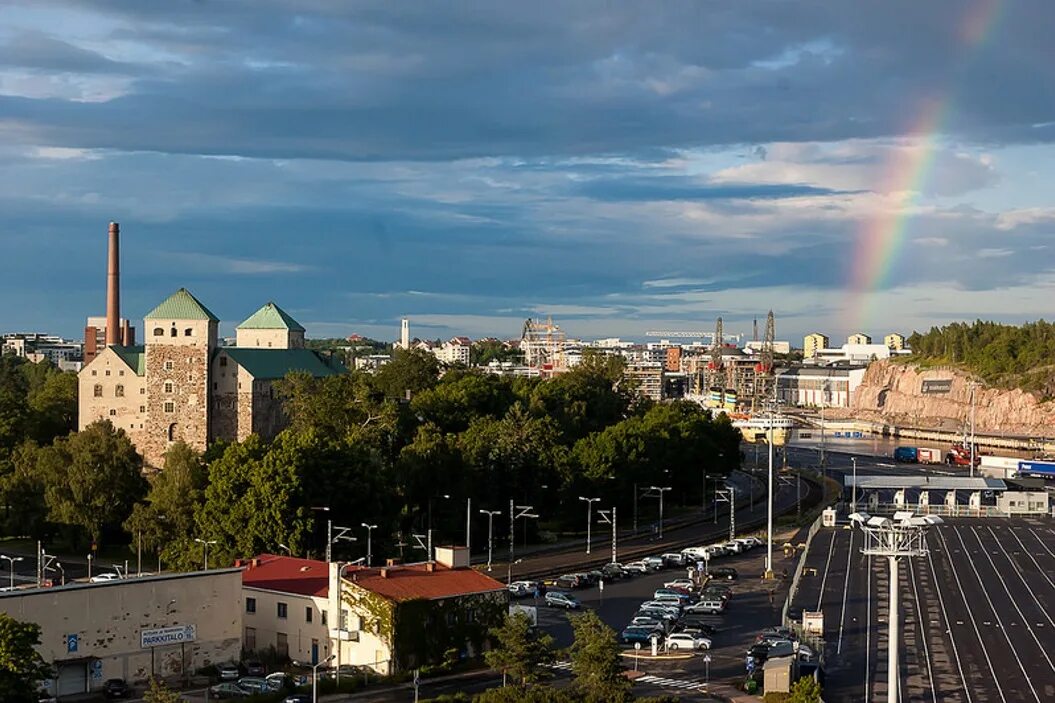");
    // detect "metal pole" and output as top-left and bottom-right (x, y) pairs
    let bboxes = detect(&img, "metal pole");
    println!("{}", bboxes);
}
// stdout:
(612, 507), (617, 564)
(889, 555), (899, 703)
(729, 486), (736, 541)
(466, 498), (471, 556)
(487, 514), (493, 570)
(659, 489), (665, 539)
(509, 499), (514, 578)
(586, 501), (592, 554)
(713, 478), (718, 524)
(327, 518), (333, 564)
(137, 529), (142, 577)
(204, 543), (208, 571)
(766, 406), (774, 577)
(633, 482), (638, 534)
(969, 384), (976, 478)
(852, 457), (858, 512)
